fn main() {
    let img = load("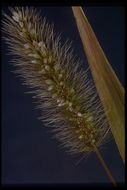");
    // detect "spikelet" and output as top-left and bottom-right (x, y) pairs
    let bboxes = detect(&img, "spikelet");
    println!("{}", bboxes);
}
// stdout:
(2, 7), (111, 155)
